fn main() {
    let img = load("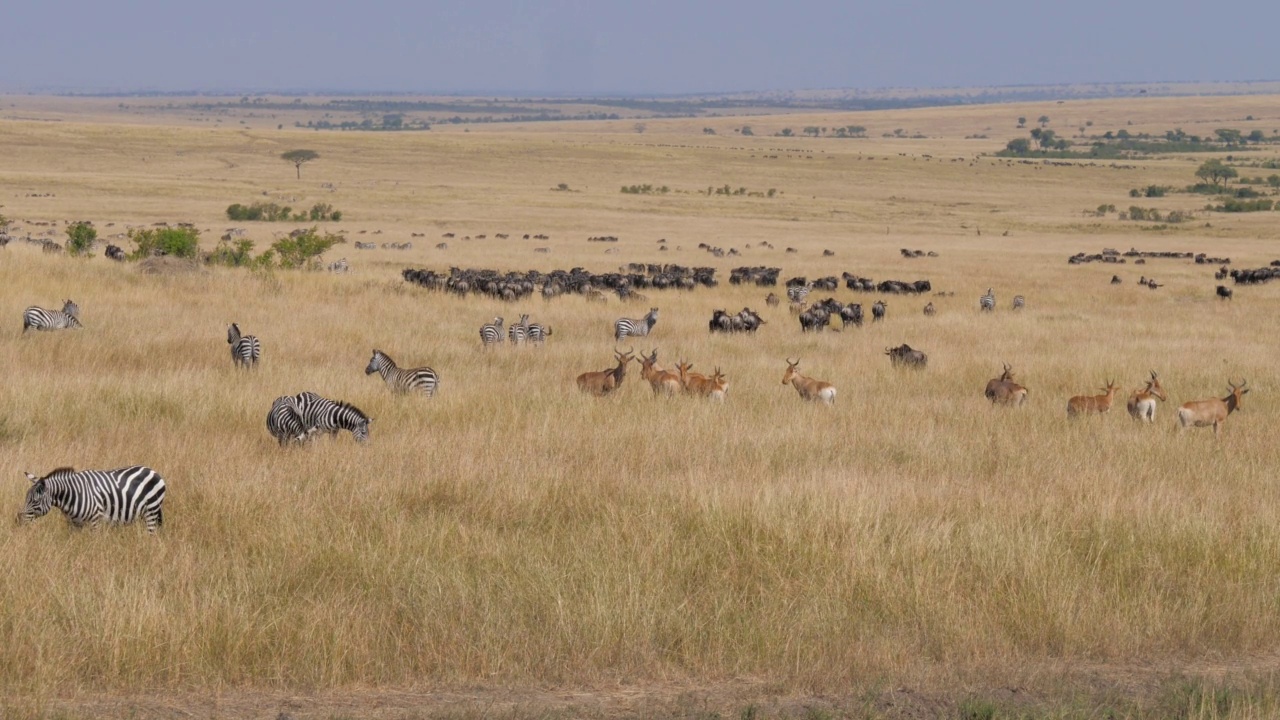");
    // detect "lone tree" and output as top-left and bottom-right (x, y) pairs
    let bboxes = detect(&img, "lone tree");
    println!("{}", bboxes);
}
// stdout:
(281, 149), (319, 179)
(1196, 159), (1238, 187)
